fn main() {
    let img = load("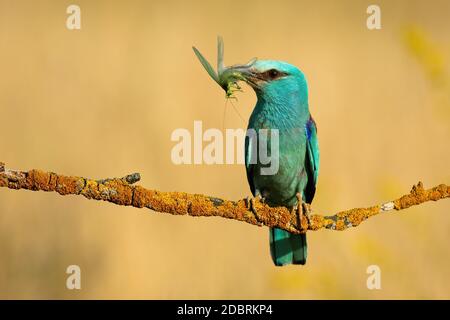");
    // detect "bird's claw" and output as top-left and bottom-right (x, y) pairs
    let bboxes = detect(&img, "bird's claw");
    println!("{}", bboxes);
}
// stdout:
(295, 193), (311, 231)
(246, 194), (264, 223)
(302, 202), (312, 225)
